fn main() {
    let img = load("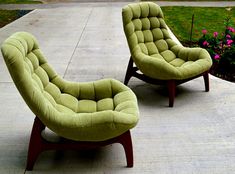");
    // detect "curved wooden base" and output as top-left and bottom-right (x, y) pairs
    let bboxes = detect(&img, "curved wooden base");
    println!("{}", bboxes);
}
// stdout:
(26, 117), (134, 171)
(124, 57), (210, 107)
